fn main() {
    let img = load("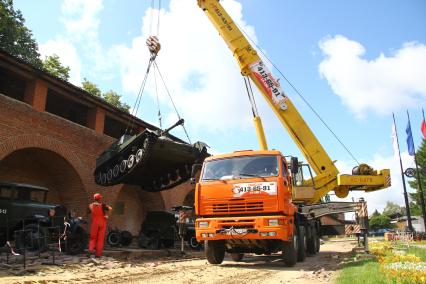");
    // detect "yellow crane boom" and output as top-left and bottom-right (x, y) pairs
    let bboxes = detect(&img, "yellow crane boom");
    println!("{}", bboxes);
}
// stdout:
(197, 0), (390, 203)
